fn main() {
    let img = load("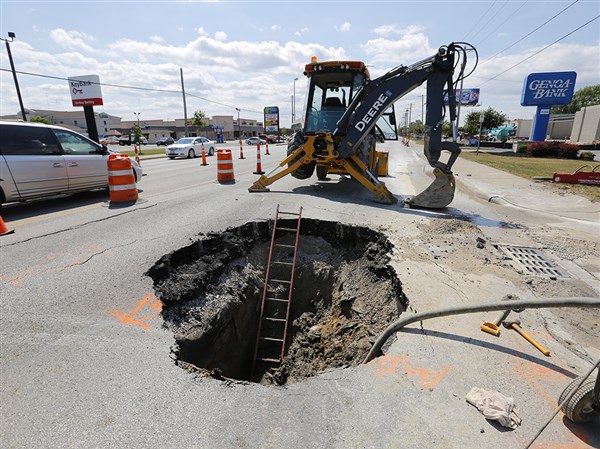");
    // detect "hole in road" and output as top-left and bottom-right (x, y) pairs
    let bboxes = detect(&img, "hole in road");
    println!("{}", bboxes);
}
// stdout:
(147, 219), (407, 385)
